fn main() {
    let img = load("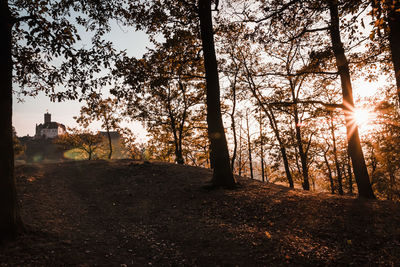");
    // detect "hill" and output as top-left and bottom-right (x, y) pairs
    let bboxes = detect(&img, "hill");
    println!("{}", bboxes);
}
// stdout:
(1, 160), (400, 266)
